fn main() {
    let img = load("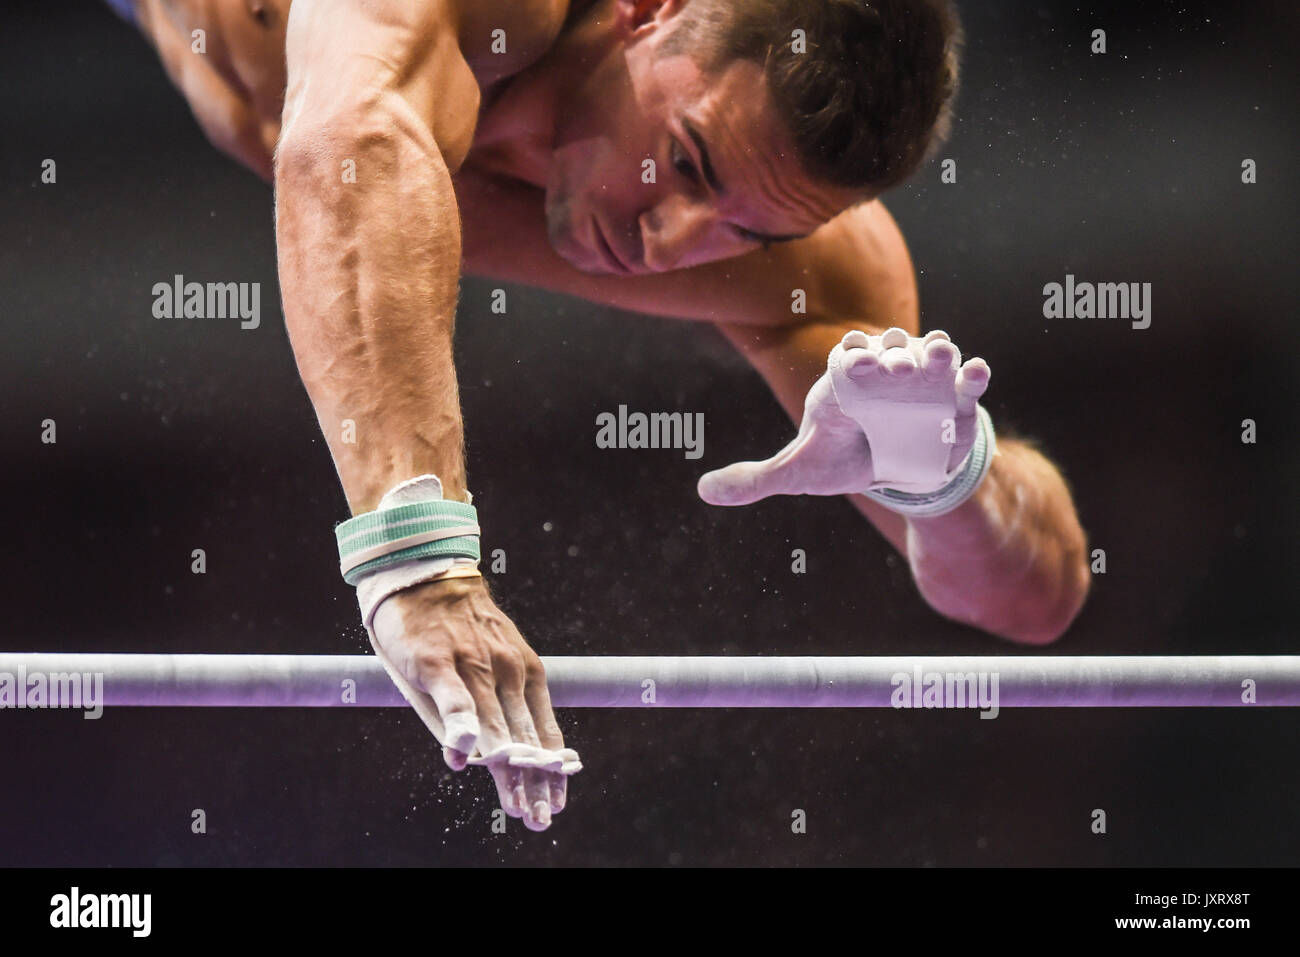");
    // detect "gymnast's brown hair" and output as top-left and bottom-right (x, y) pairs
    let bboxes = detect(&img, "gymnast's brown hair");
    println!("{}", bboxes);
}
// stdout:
(658, 0), (963, 198)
